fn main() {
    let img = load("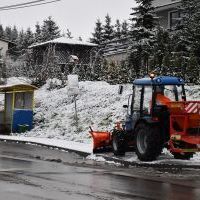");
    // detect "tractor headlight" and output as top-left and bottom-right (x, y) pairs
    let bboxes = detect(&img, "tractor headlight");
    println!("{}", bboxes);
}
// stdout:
(178, 78), (183, 83)
(156, 78), (162, 83)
